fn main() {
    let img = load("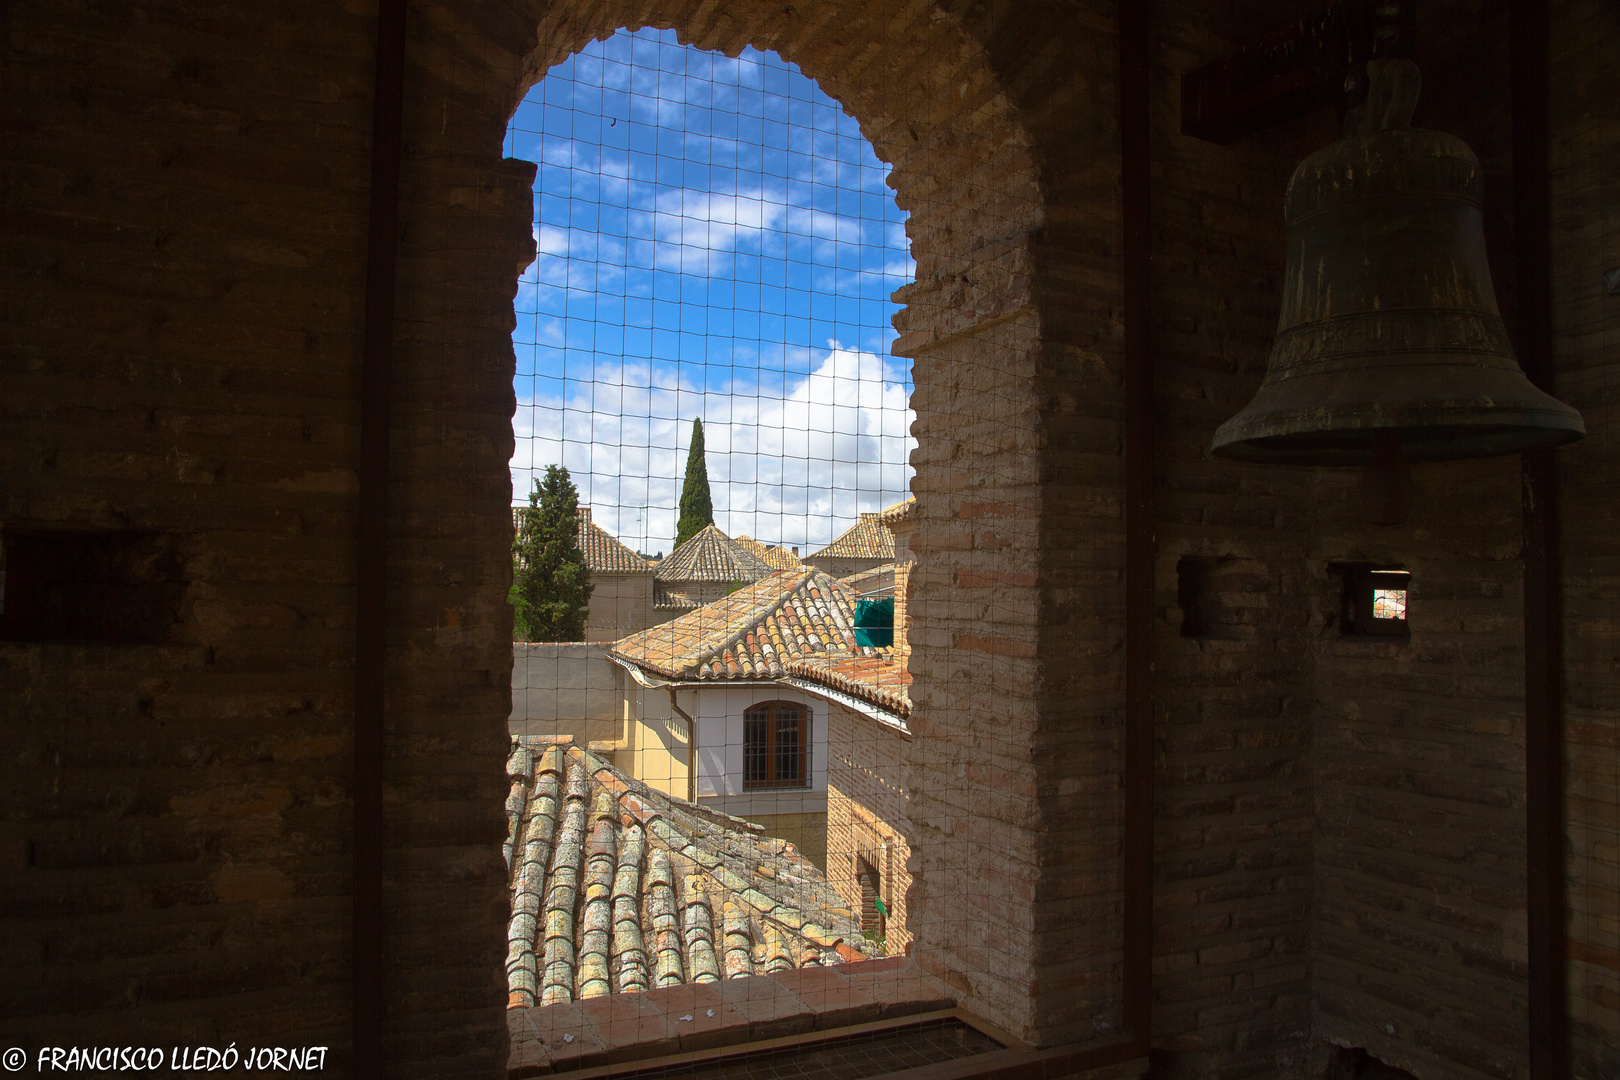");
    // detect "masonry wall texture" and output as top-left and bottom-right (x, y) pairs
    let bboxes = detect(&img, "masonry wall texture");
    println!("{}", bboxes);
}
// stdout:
(1550, 2), (1620, 1077)
(825, 700), (913, 958)
(1306, 7), (1534, 1076)
(3, 0), (1618, 1078)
